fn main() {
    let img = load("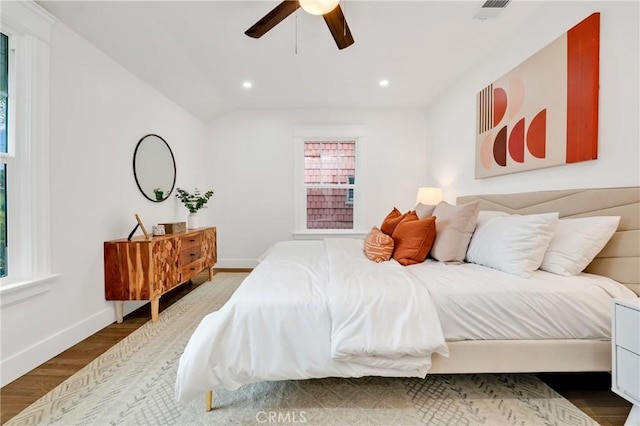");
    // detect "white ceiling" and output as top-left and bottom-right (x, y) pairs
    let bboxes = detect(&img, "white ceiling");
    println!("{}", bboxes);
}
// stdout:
(37, 0), (546, 122)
